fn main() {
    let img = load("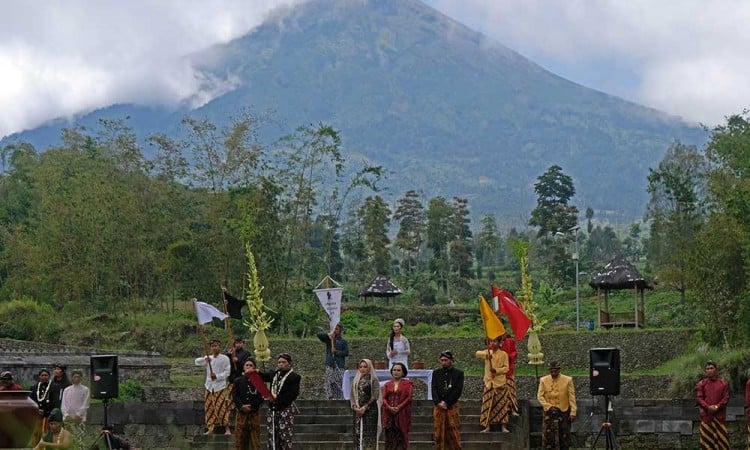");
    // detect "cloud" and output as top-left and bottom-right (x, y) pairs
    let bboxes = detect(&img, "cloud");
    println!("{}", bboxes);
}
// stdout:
(426, 0), (750, 125)
(0, 0), (307, 138)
